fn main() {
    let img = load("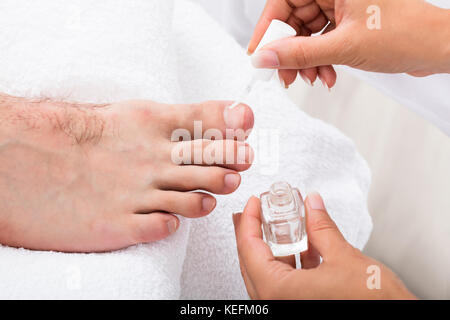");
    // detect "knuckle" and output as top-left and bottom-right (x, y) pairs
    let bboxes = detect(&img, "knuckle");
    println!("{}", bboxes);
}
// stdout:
(310, 215), (337, 233)
(187, 102), (205, 120)
(293, 41), (309, 67)
(188, 194), (205, 215)
(131, 104), (155, 122)
(206, 169), (223, 187)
